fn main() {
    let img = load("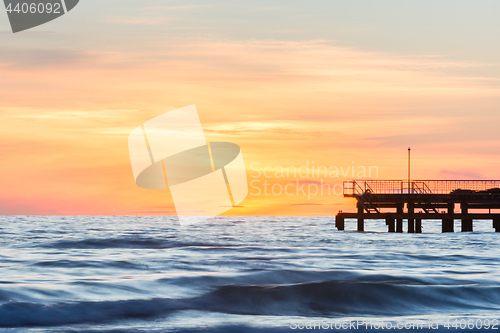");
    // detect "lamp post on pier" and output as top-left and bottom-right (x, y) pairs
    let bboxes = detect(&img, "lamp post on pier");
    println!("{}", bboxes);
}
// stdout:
(408, 147), (411, 194)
